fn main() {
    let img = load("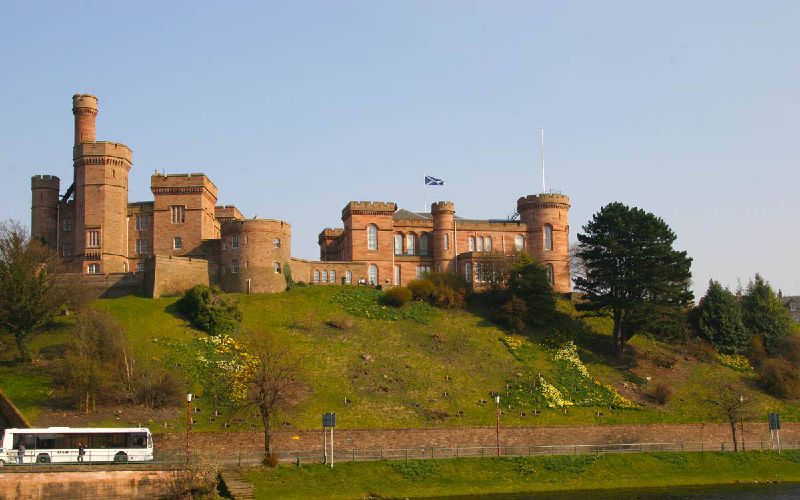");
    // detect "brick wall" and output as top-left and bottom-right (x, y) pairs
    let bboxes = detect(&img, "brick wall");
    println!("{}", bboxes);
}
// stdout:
(0, 471), (180, 499)
(54, 272), (144, 299)
(148, 255), (210, 297)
